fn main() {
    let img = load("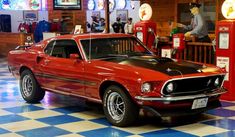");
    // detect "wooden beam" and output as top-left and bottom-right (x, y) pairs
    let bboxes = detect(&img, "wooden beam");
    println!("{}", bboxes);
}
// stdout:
(105, 0), (110, 33)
